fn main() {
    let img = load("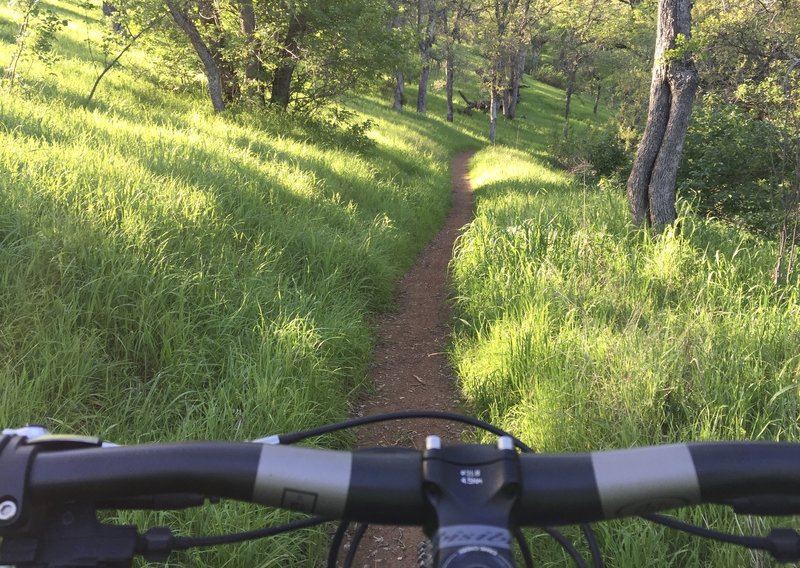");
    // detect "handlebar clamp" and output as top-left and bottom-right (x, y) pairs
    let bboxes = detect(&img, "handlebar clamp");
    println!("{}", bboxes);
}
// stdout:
(422, 436), (521, 568)
(0, 435), (39, 531)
